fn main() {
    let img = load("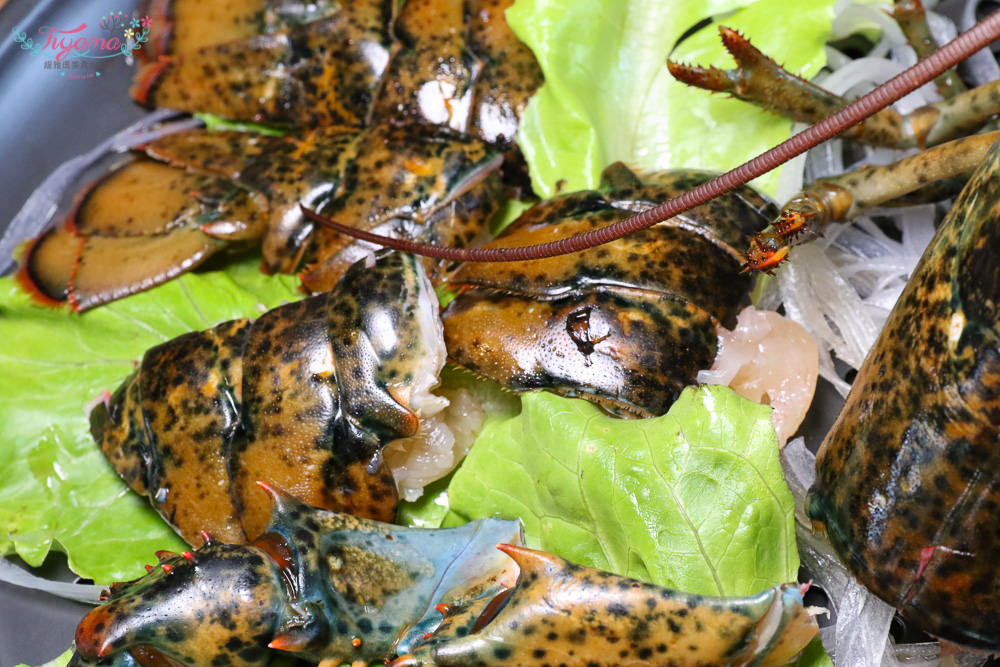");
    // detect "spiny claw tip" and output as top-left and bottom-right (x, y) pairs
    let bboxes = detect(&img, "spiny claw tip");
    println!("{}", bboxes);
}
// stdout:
(144, 564), (155, 573)
(200, 530), (215, 545)
(255, 480), (278, 496)
(268, 631), (309, 652)
(161, 563), (174, 574)
(182, 551), (197, 563)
